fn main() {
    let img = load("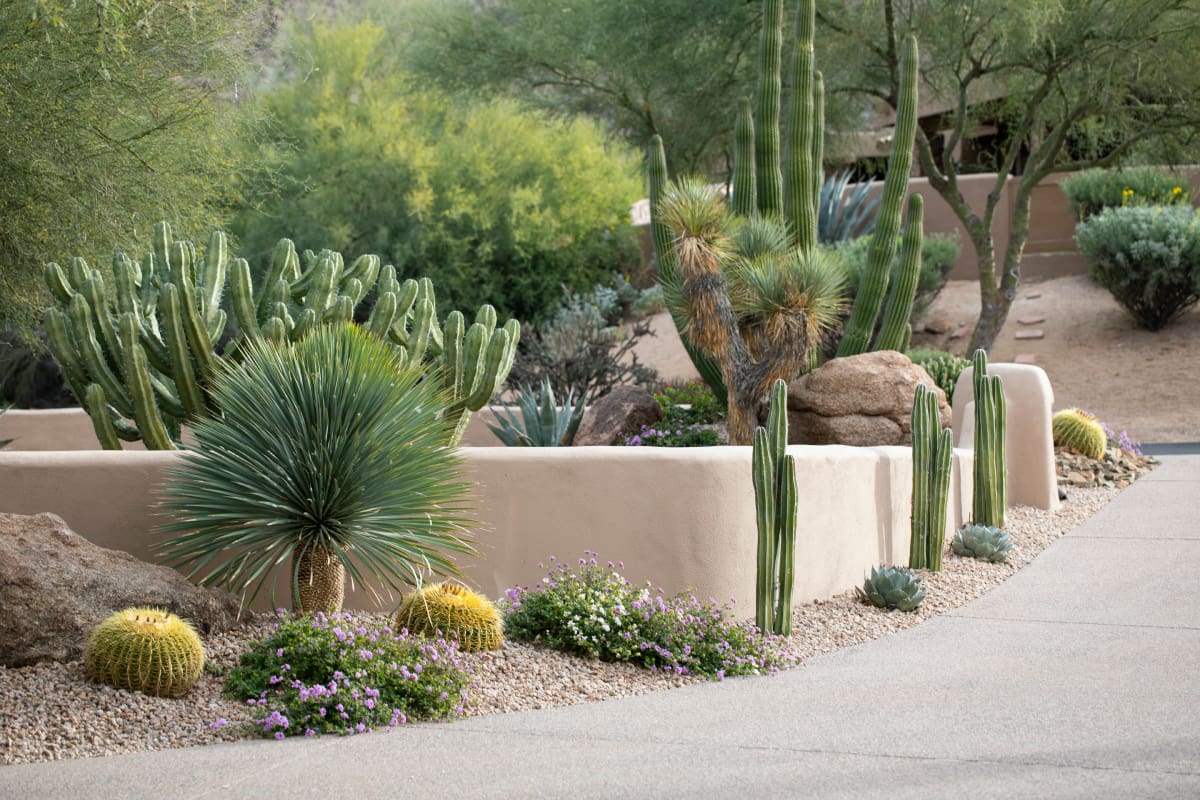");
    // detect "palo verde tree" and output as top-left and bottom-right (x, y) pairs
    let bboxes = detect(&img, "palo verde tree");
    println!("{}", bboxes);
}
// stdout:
(0, 0), (261, 338)
(818, 0), (1200, 352)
